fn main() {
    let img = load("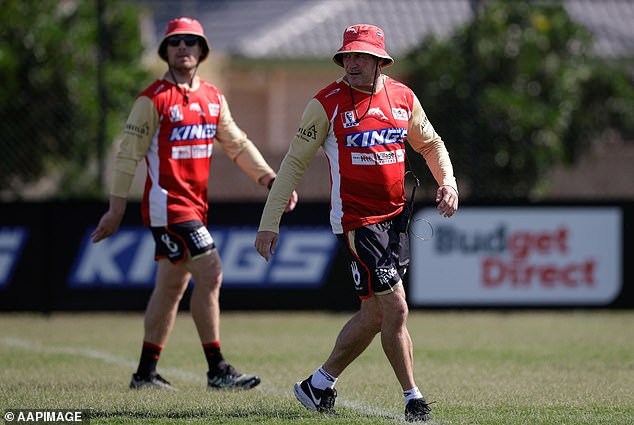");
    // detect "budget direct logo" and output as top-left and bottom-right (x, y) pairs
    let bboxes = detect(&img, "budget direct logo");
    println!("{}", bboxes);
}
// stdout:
(69, 226), (337, 289)
(436, 225), (595, 288)
(410, 207), (622, 306)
